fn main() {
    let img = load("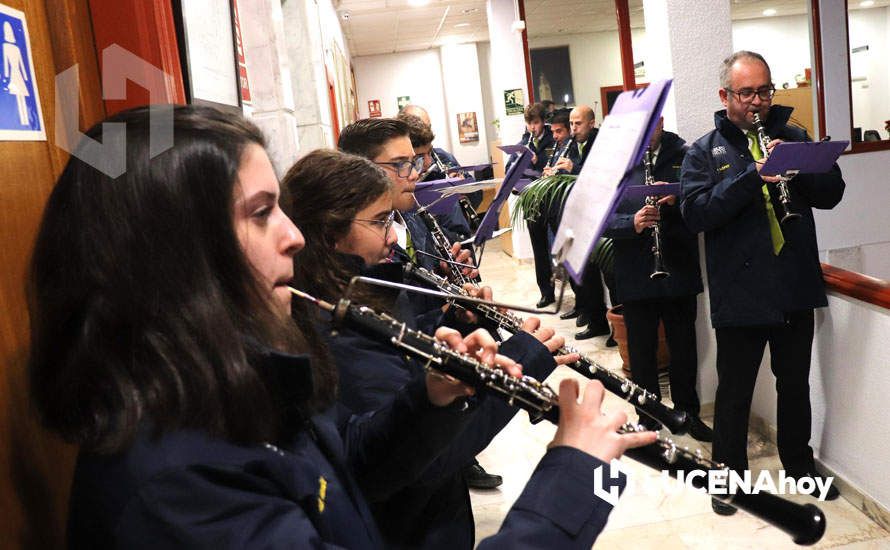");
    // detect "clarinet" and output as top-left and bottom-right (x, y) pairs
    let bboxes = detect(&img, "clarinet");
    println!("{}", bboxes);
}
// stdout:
(548, 136), (575, 168)
(752, 113), (800, 224)
(290, 286), (826, 547)
(413, 203), (475, 285)
(404, 263), (690, 435)
(643, 148), (670, 280)
(427, 149), (481, 231)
